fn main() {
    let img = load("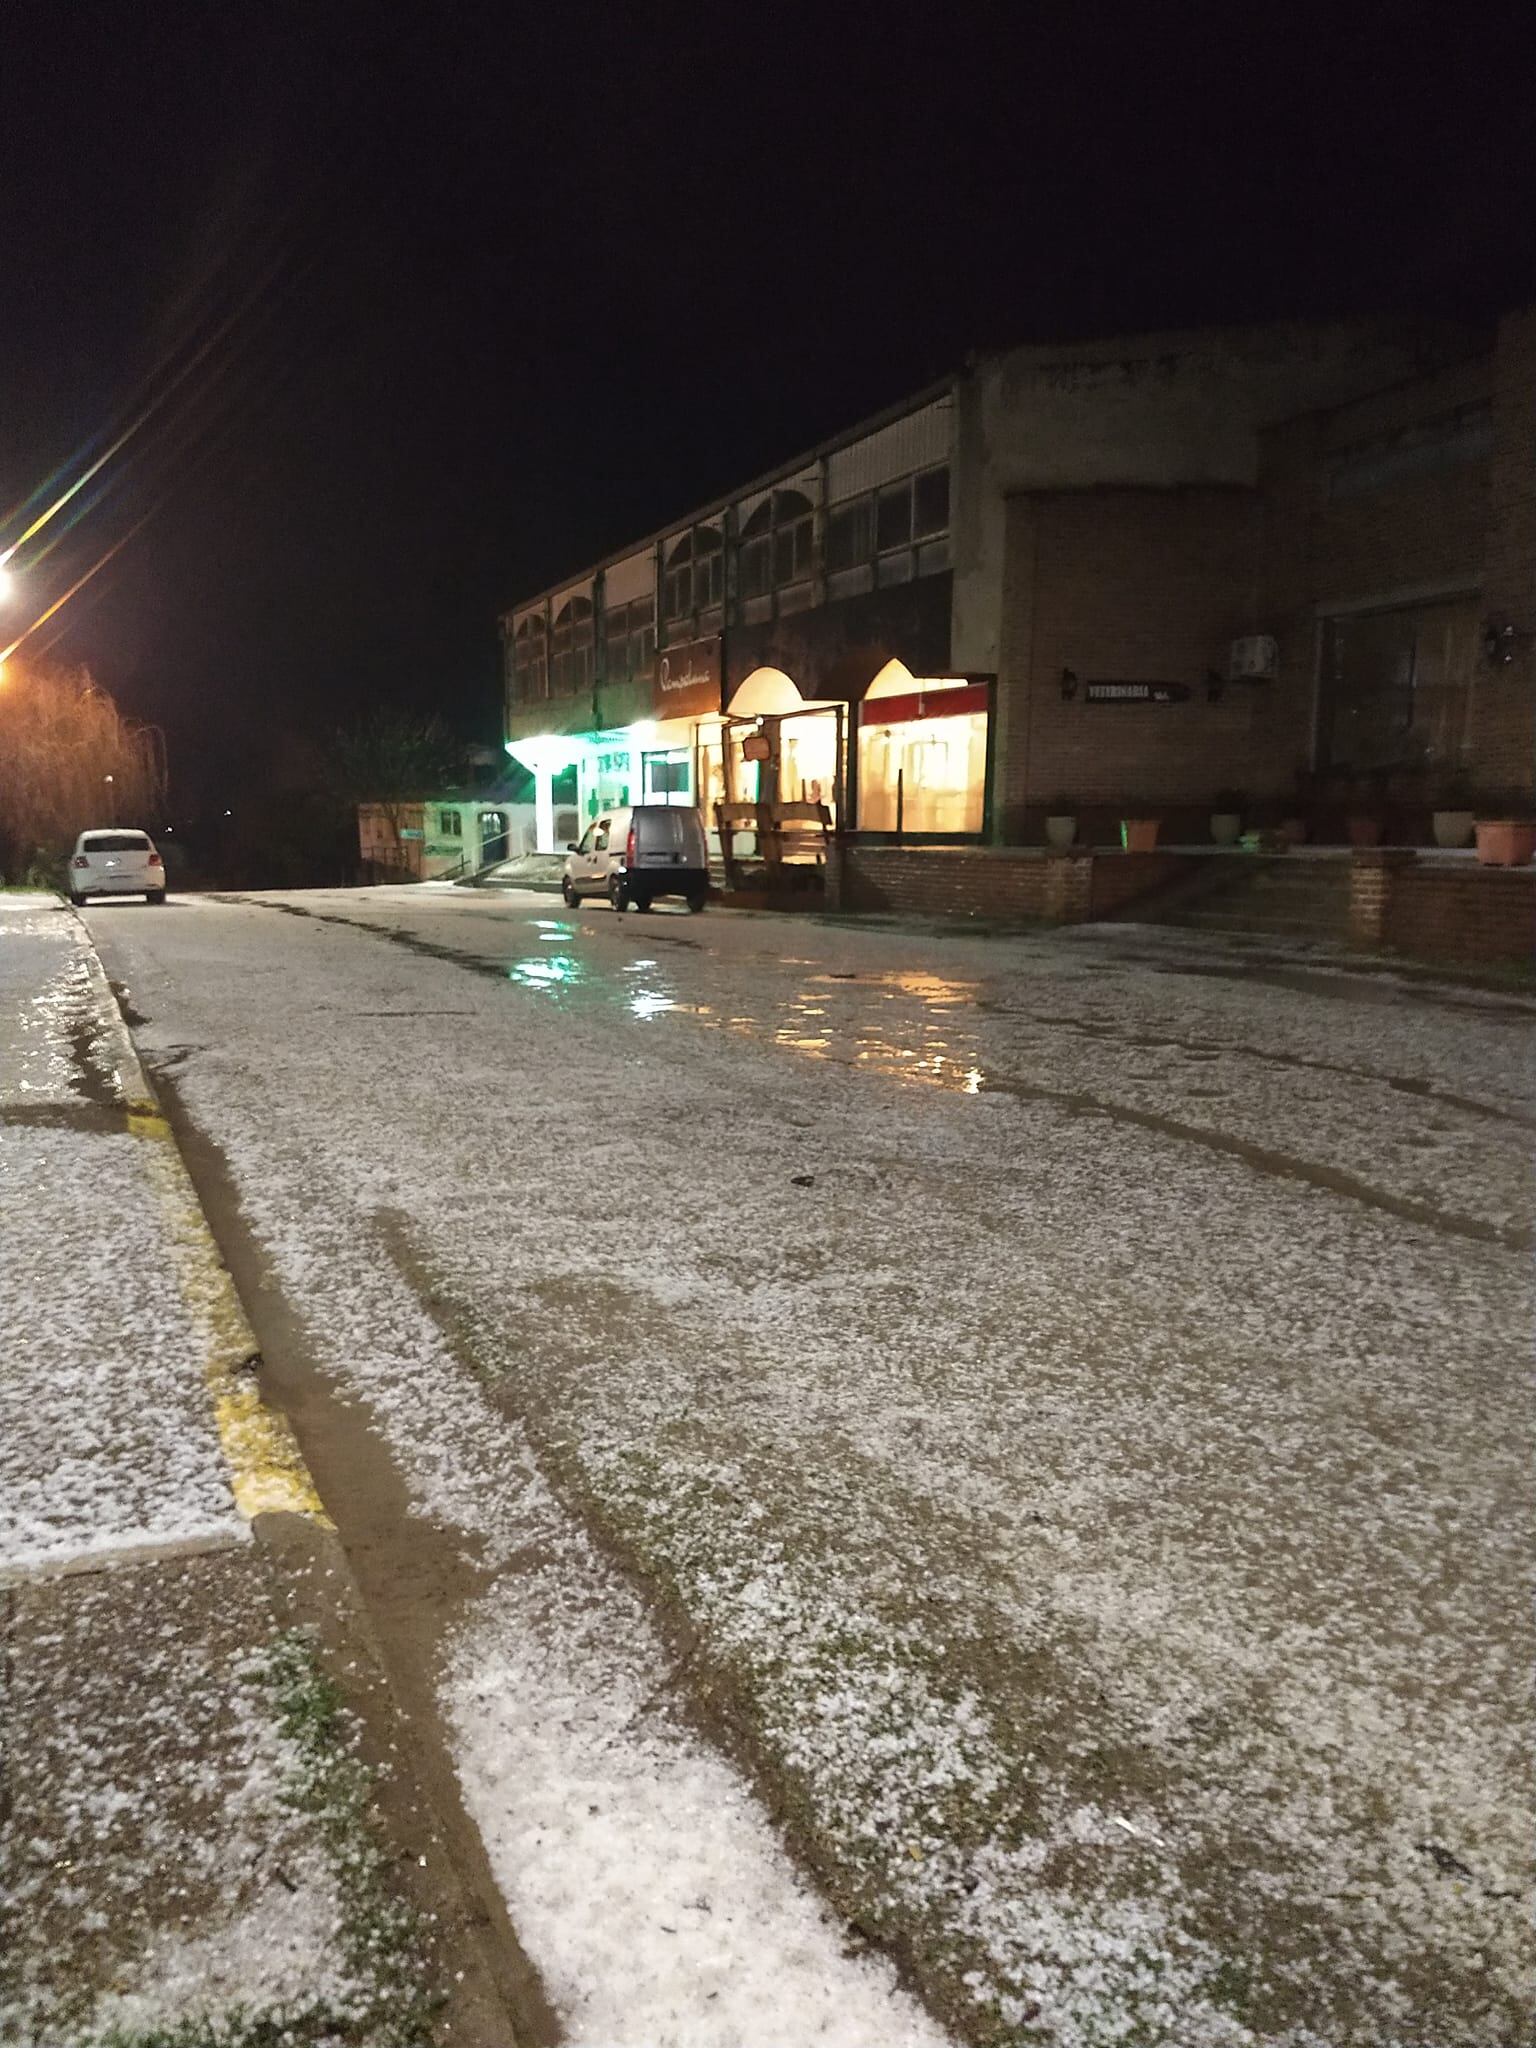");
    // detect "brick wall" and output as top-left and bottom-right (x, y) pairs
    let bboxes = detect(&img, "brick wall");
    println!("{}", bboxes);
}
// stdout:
(829, 843), (1193, 923)
(1478, 308), (1536, 796)
(1305, 356), (1491, 598)
(995, 489), (1264, 838)
(830, 842), (1533, 965)
(1349, 850), (1536, 965)
(1261, 352), (1496, 807)
(990, 318), (1534, 840)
